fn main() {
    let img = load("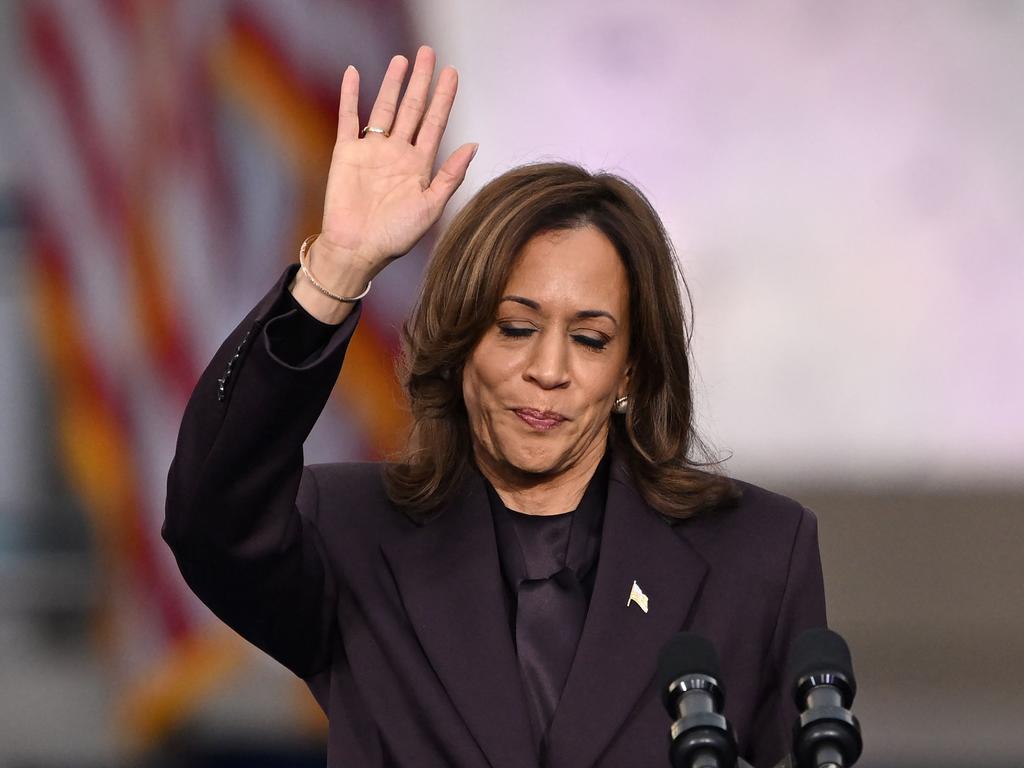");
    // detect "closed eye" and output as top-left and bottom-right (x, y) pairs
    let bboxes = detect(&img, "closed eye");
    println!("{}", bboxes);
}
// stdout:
(572, 334), (608, 351)
(498, 324), (535, 339)
(497, 323), (610, 351)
